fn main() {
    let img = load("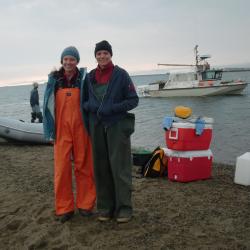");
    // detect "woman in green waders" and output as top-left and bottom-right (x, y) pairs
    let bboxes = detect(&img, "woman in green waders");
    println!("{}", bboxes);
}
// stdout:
(82, 40), (139, 223)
